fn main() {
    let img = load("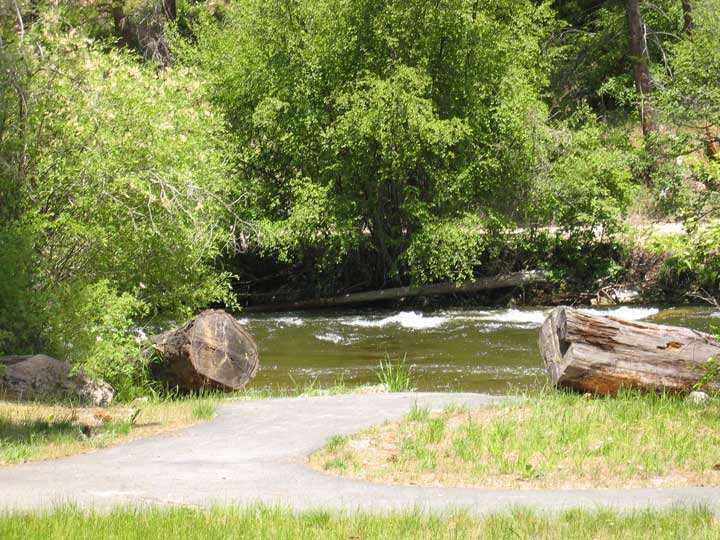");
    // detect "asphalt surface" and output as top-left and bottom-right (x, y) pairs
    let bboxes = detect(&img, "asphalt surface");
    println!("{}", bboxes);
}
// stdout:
(1, 392), (719, 514)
